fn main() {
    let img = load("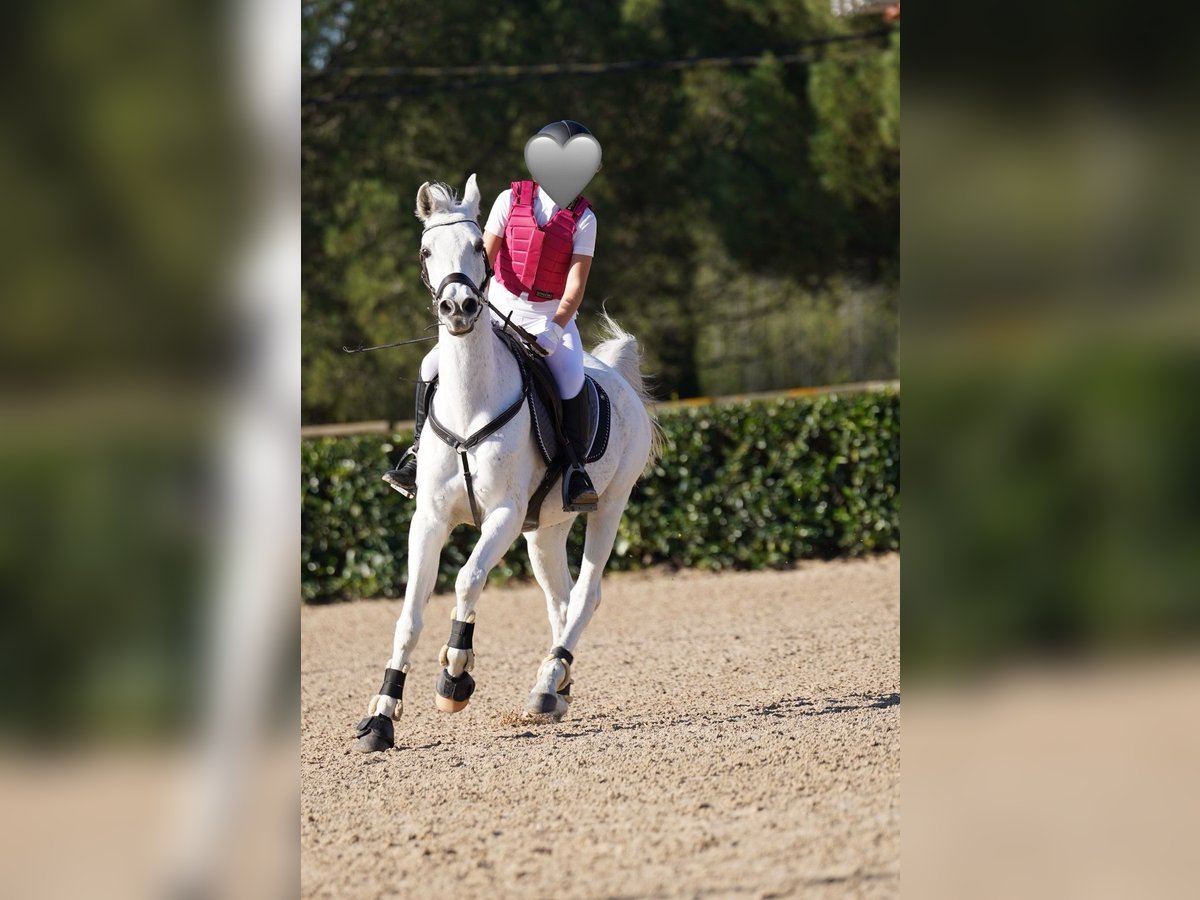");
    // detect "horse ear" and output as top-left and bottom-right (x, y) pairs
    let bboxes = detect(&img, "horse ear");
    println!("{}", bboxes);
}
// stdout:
(415, 182), (435, 222)
(462, 173), (481, 220)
